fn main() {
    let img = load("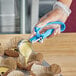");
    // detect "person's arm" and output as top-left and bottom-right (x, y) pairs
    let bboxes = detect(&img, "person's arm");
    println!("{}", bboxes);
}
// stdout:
(58, 0), (72, 7)
(37, 0), (72, 26)
(30, 0), (73, 42)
